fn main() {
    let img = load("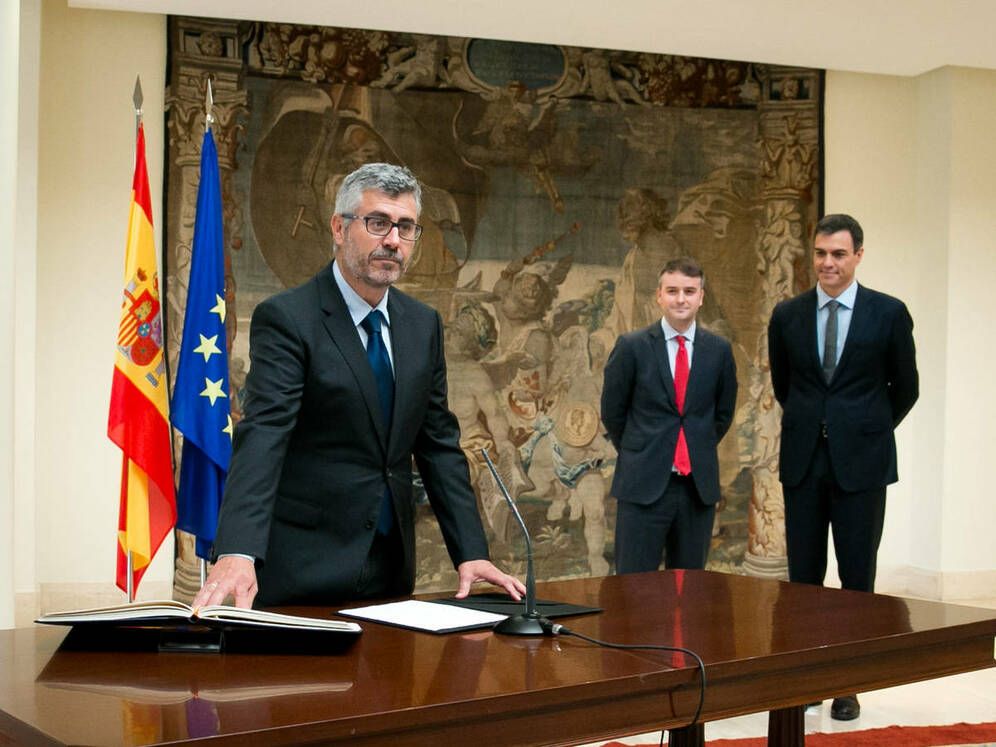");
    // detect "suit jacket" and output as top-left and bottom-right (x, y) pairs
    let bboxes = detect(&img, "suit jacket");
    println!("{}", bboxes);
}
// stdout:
(768, 284), (918, 492)
(601, 323), (738, 506)
(213, 263), (489, 605)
